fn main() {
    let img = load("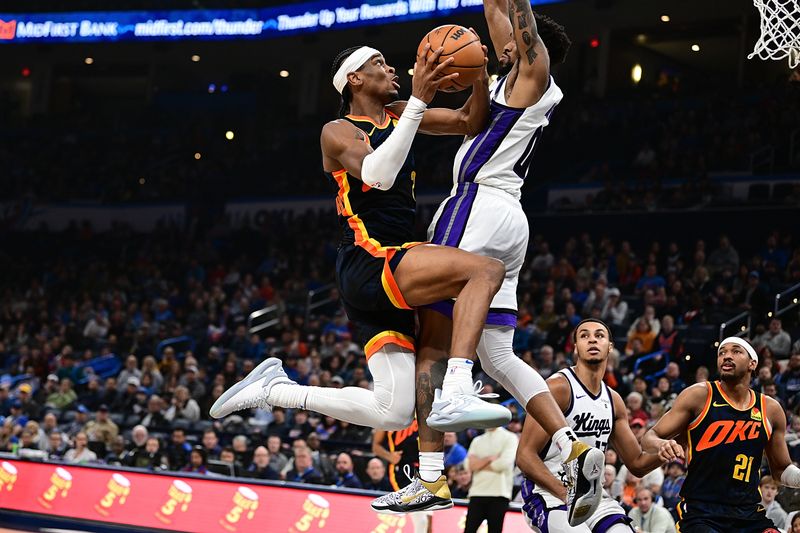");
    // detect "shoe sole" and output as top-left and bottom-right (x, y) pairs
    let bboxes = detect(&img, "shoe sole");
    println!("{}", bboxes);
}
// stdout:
(371, 500), (454, 515)
(568, 447), (604, 526)
(209, 357), (283, 418)
(426, 411), (511, 432)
